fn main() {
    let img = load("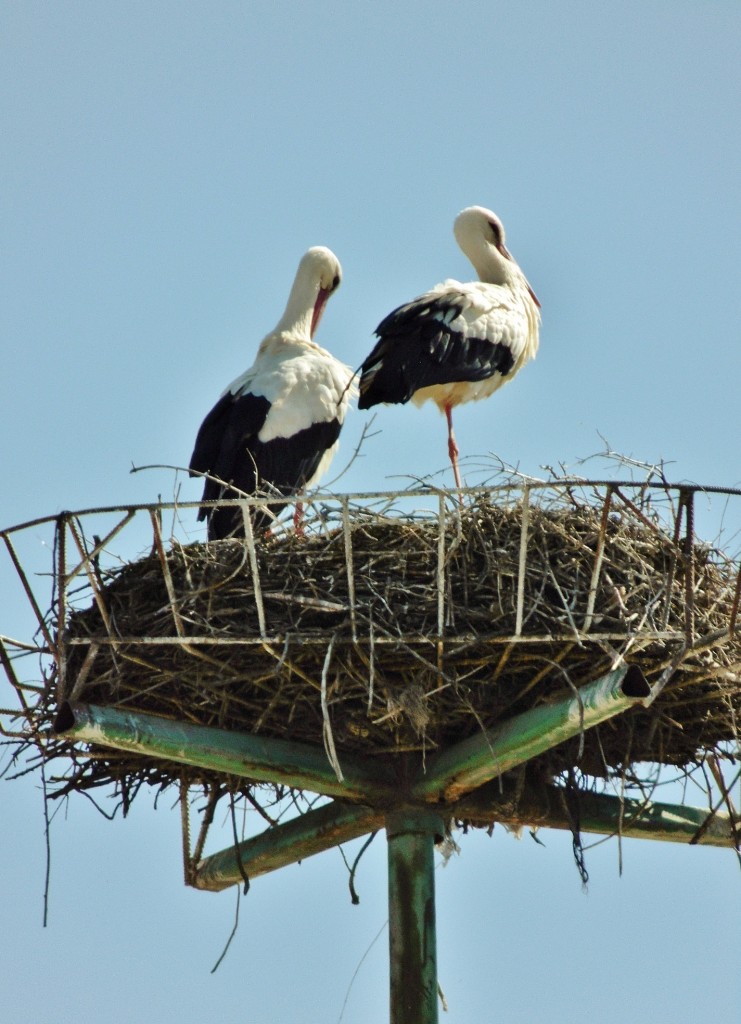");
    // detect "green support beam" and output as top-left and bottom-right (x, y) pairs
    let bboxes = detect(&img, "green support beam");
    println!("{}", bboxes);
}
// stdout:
(412, 665), (650, 802)
(455, 782), (738, 848)
(54, 701), (396, 804)
(192, 785), (736, 894)
(386, 811), (445, 1024)
(193, 800), (384, 891)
